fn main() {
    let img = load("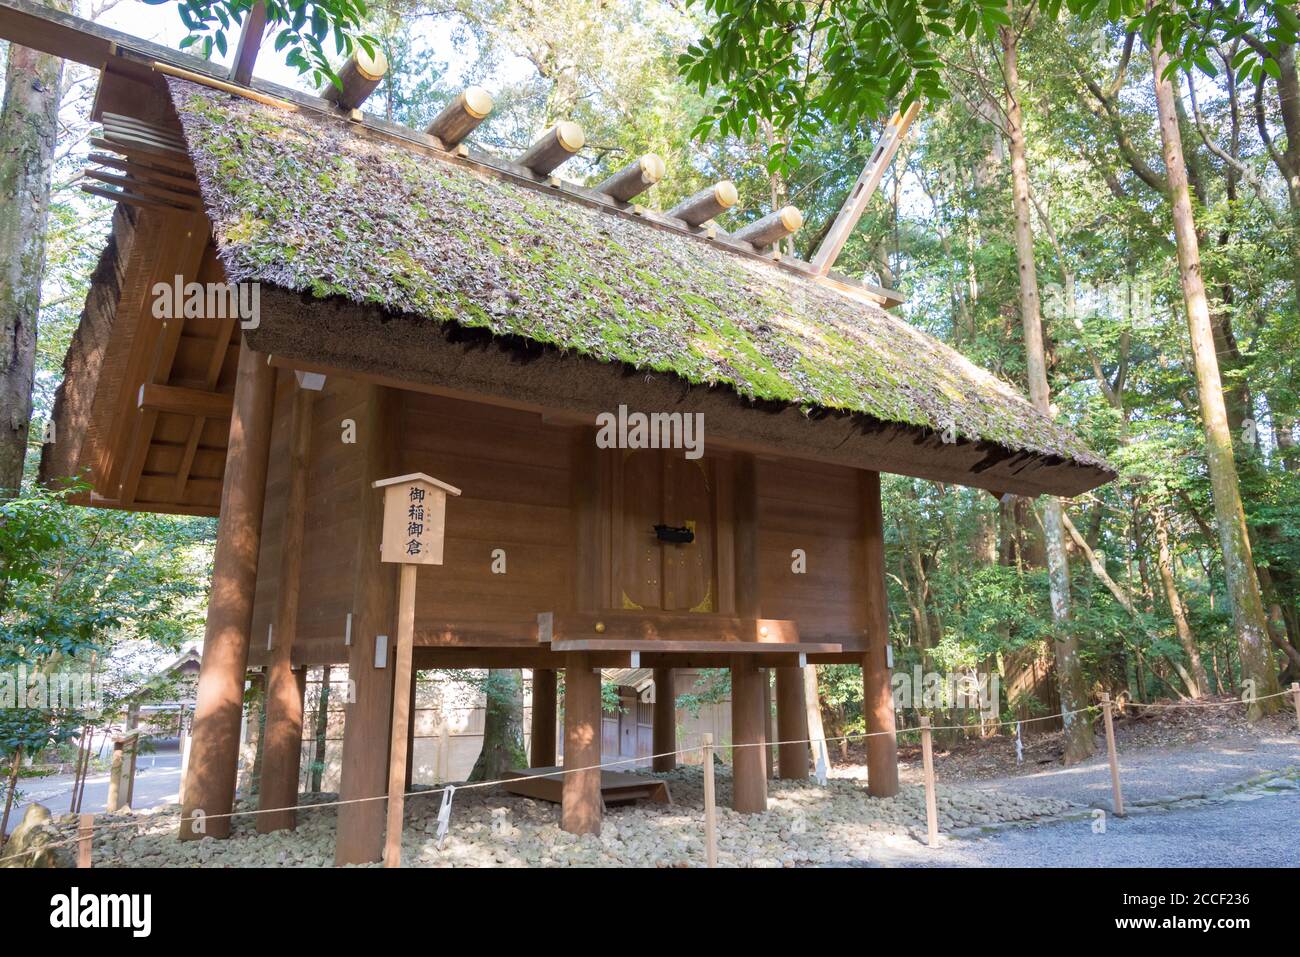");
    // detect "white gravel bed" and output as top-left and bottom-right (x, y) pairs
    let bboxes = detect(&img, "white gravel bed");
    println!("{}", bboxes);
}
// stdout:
(45, 765), (1076, 868)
